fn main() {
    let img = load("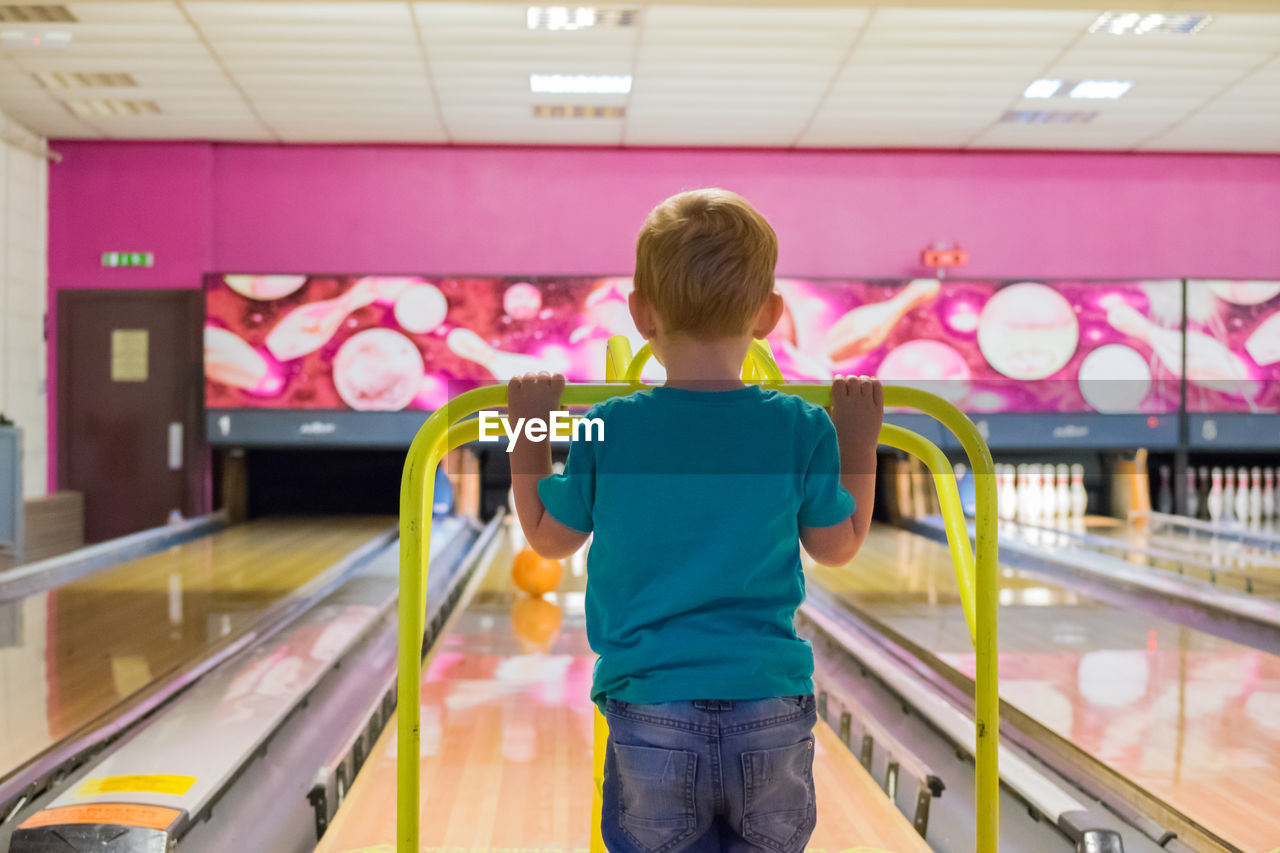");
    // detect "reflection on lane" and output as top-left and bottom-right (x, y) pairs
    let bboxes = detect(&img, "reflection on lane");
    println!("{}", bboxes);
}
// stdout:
(808, 524), (1280, 853)
(999, 517), (1280, 598)
(0, 517), (393, 776)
